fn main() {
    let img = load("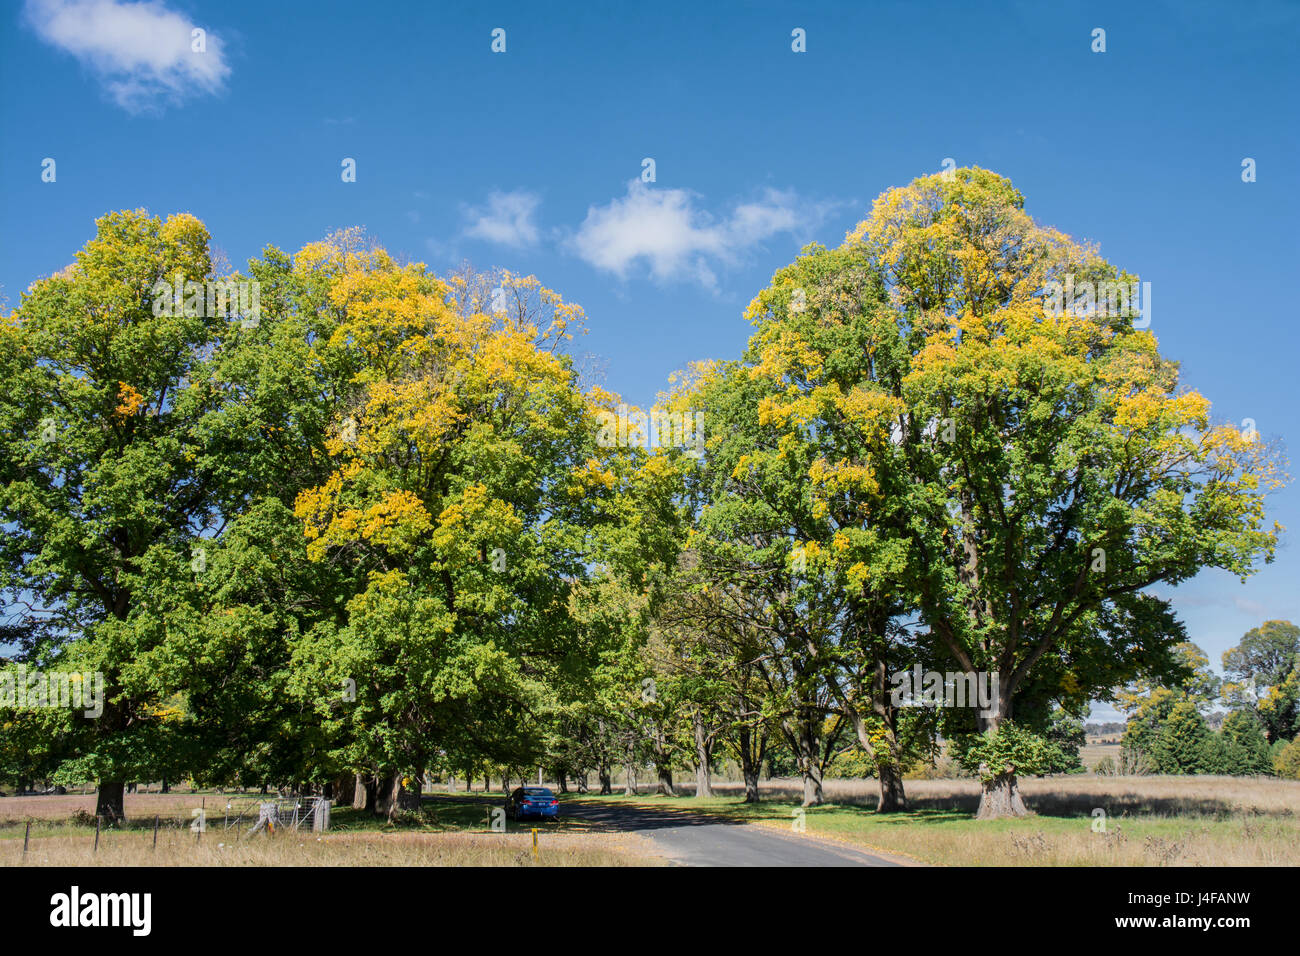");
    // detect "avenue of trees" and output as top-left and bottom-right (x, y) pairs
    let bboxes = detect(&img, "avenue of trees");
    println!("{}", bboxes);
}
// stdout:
(0, 169), (1287, 821)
